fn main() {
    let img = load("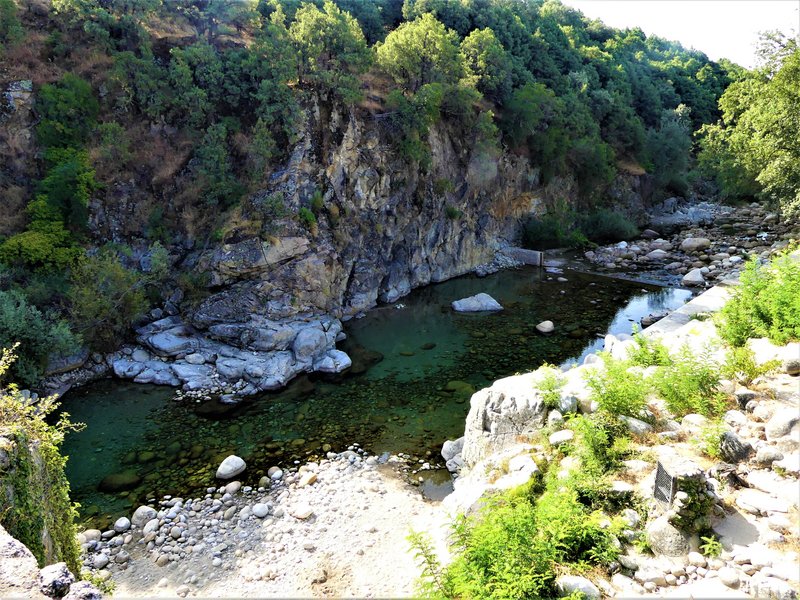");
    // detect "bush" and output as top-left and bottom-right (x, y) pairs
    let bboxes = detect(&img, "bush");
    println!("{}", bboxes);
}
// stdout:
(627, 332), (673, 367)
(532, 364), (565, 410)
(577, 209), (639, 244)
(36, 74), (99, 149)
(0, 290), (80, 386)
(651, 345), (725, 417)
(692, 420), (727, 460)
(722, 346), (780, 385)
(68, 252), (149, 351)
(521, 214), (587, 250)
(716, 254), (800, 346)
(0, 346), (83, 573)
(584, 352), (648, 418)
(444, 205), (462, 220)
(298, 207), (317, 229)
